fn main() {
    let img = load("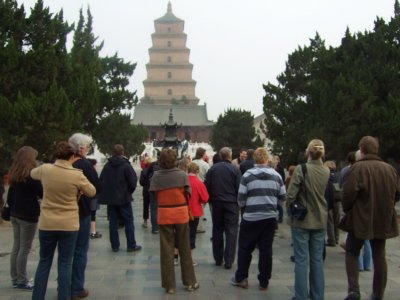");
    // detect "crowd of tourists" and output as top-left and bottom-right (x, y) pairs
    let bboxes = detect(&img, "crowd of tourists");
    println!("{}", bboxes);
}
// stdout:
(2, 134), (399, 300)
